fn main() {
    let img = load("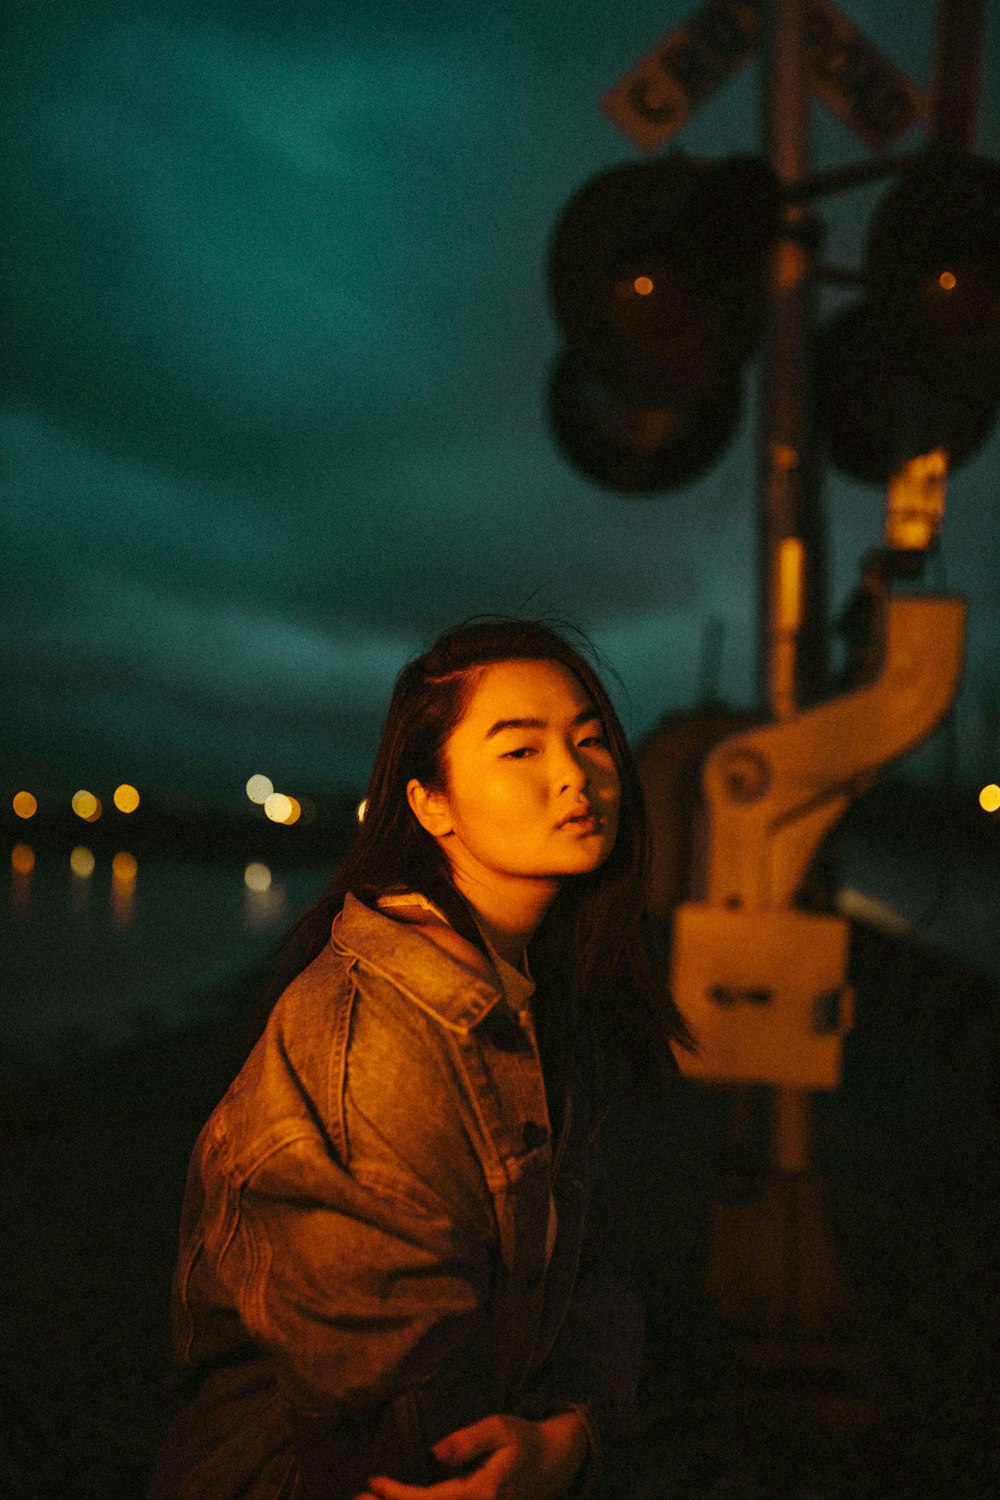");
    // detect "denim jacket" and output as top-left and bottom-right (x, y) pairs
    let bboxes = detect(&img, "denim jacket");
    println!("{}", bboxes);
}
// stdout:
(150, 893), (643, 1500)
